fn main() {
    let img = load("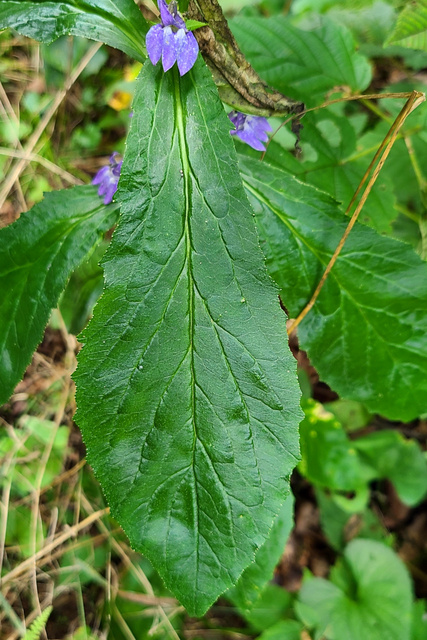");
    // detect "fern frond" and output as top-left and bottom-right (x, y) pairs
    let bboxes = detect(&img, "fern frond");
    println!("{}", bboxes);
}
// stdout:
(23, 606), (53, 640)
